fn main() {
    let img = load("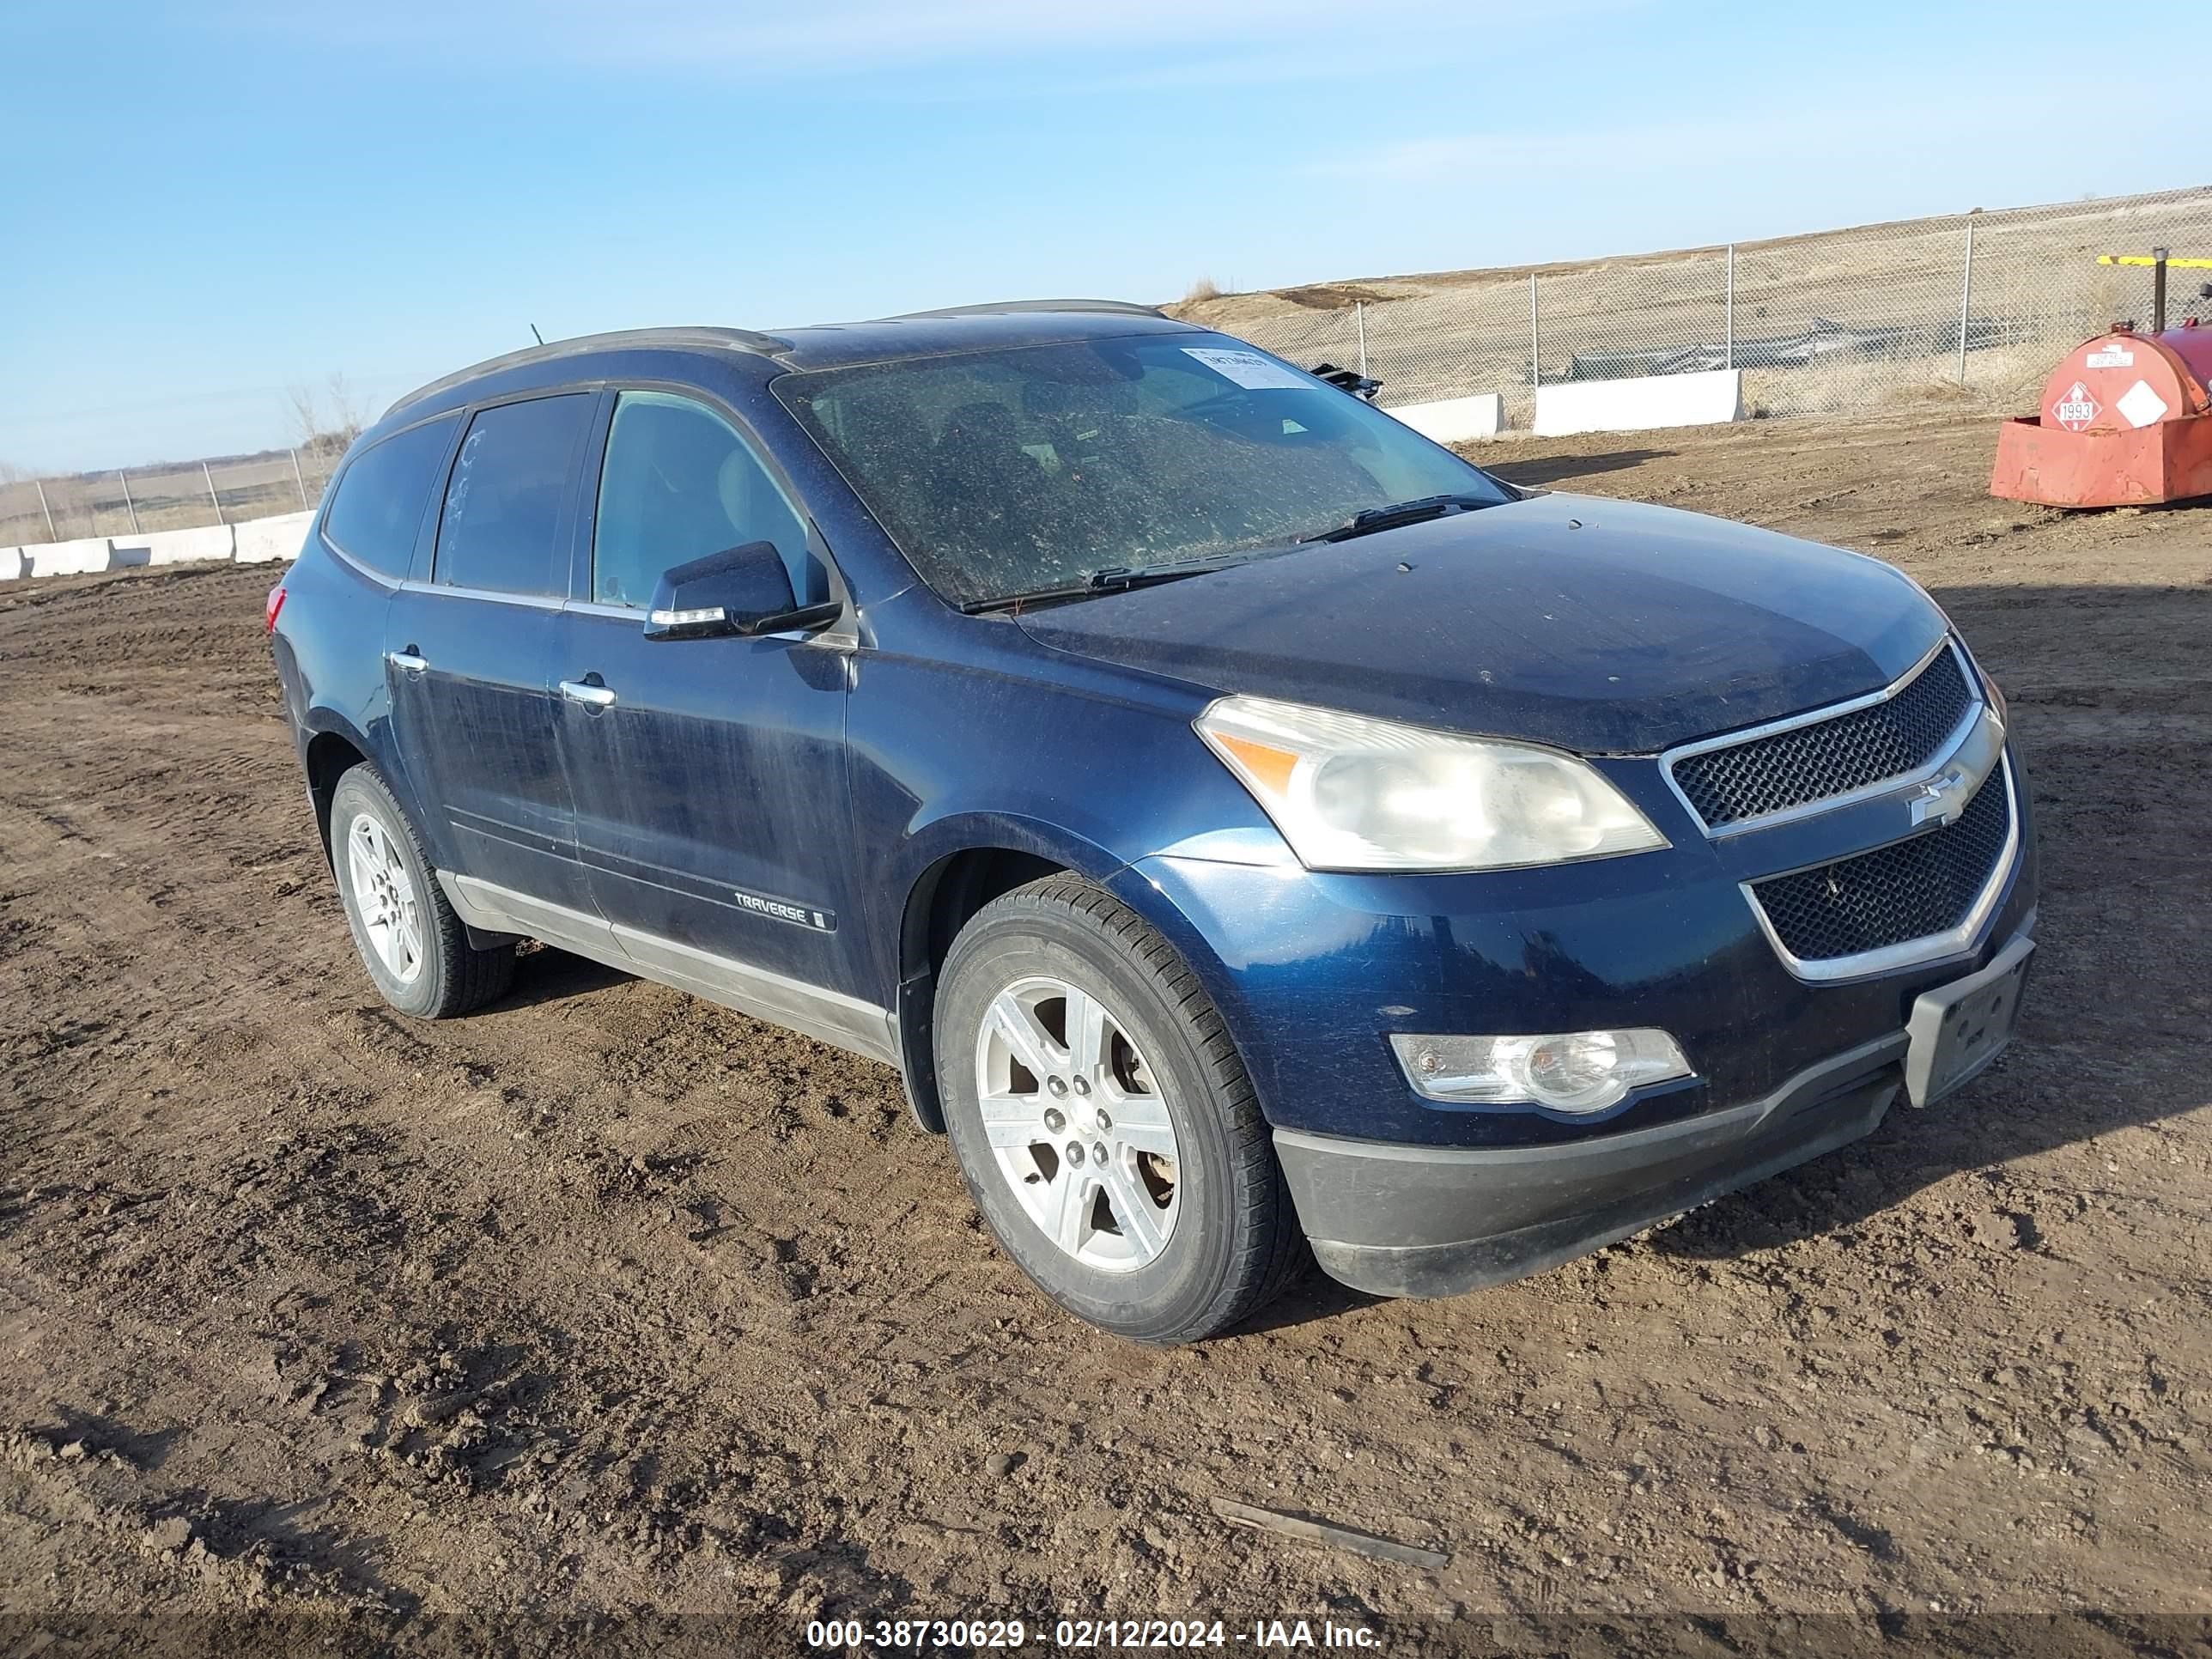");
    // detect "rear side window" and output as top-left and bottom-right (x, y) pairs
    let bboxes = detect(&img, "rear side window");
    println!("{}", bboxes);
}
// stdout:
(434, 394), (594, 595)
(322, 416), (459, 578)
(591, 392), (815, 608)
